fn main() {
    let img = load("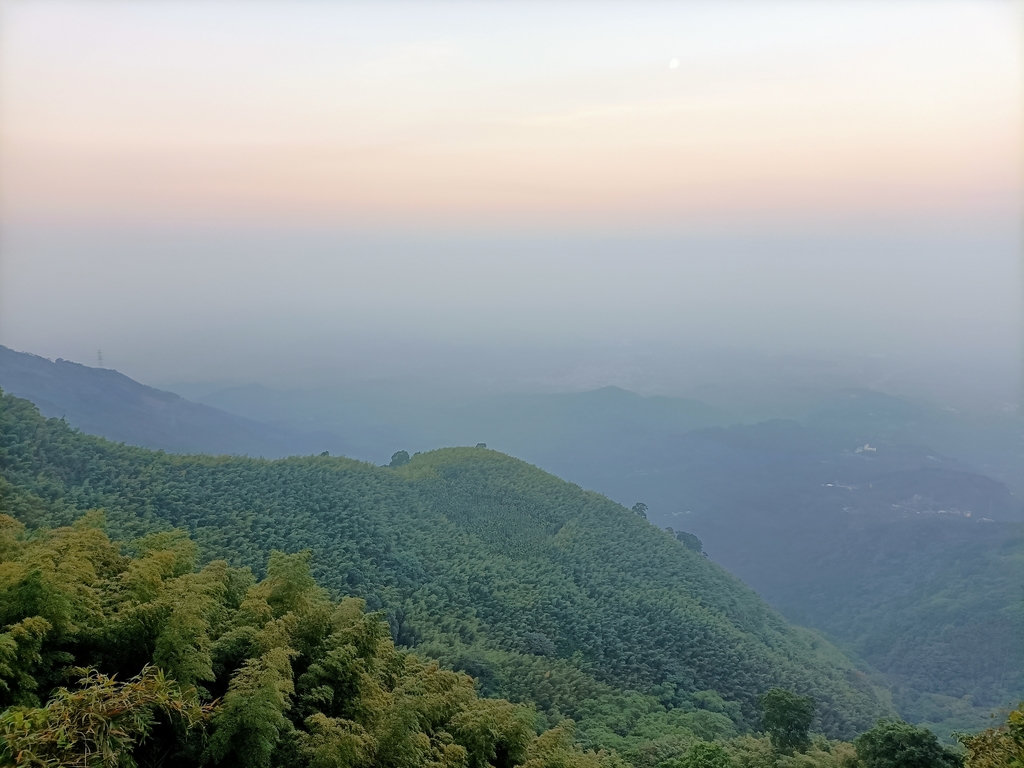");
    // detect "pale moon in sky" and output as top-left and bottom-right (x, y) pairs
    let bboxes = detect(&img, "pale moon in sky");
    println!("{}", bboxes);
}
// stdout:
(669, 58), (680, 69)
